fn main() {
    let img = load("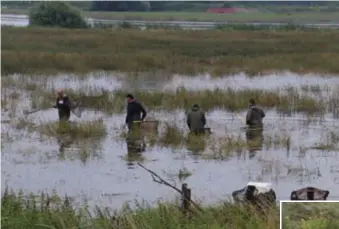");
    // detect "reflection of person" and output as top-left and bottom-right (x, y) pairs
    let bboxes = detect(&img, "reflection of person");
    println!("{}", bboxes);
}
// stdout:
(246, 128), (264, 159)
(125, 133), (146, 167)
(186, 132), (207, 154)
(57, 135), (73, 159)
(126, 131), (146, 154)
